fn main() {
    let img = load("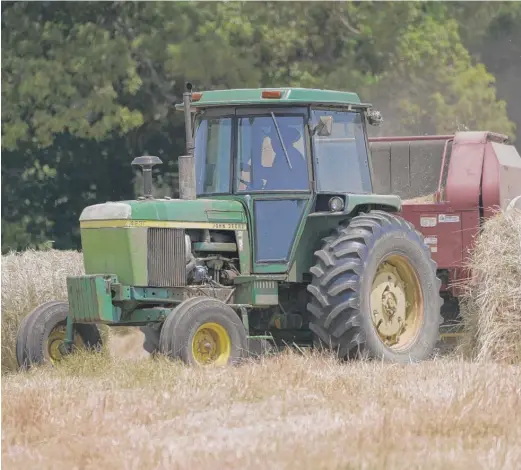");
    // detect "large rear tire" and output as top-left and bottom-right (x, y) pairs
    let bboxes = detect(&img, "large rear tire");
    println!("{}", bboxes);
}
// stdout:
(16, 301), (102, 369)
(307, 210), (442, 363)
(159, 297), (247, 366)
